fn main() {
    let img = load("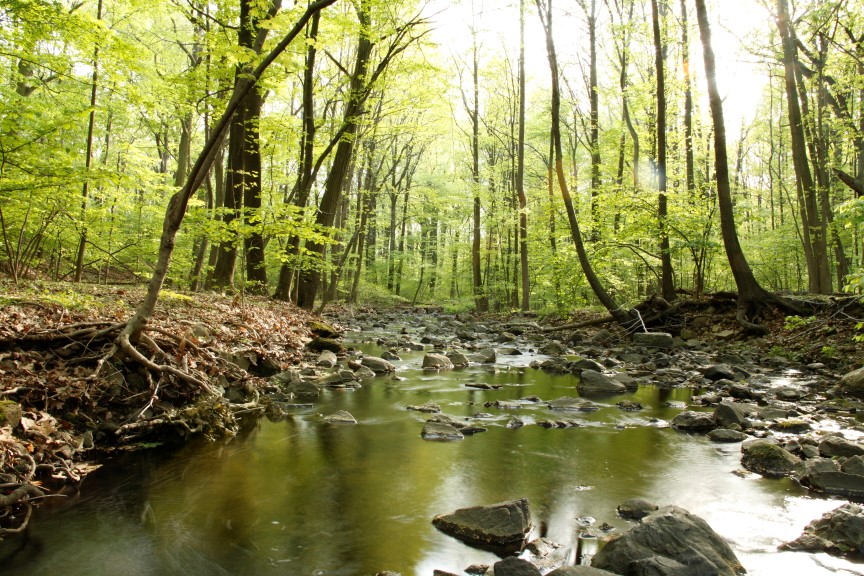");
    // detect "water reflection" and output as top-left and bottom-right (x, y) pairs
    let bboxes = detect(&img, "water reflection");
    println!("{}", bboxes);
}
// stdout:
(1, 347), (861, 575)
